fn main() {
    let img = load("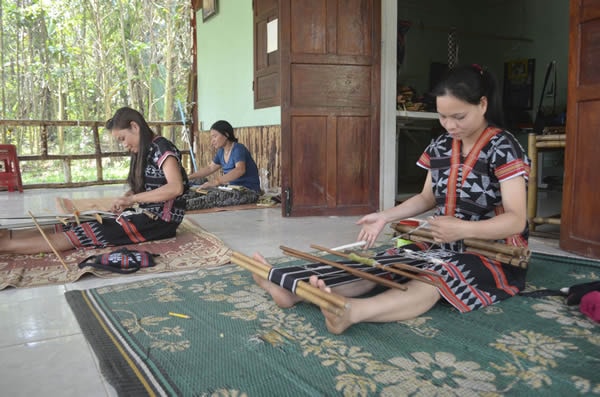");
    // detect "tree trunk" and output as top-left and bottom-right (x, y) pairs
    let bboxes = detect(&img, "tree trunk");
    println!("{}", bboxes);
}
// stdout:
(118, 0), (136, 107)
